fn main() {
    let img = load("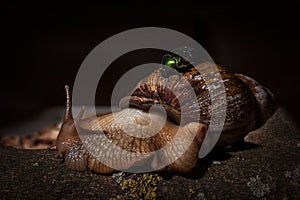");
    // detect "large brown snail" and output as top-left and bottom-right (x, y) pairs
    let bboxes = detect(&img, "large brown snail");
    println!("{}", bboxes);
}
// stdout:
(52, 53), (278, 173)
